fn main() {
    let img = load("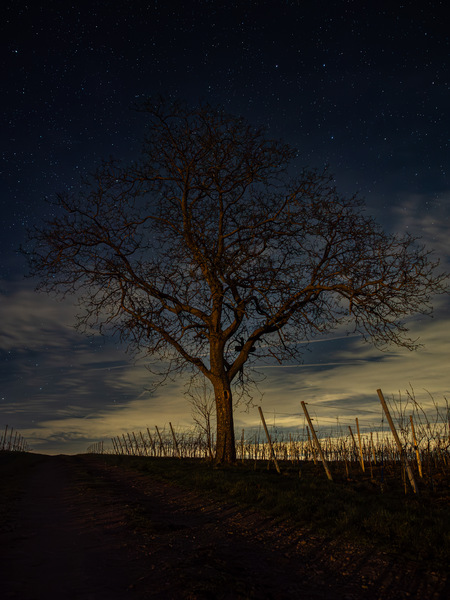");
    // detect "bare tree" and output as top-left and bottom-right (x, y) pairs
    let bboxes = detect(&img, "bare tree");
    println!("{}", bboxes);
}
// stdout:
(27, 98), (447, 463)
(186, 375), (216, 460)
